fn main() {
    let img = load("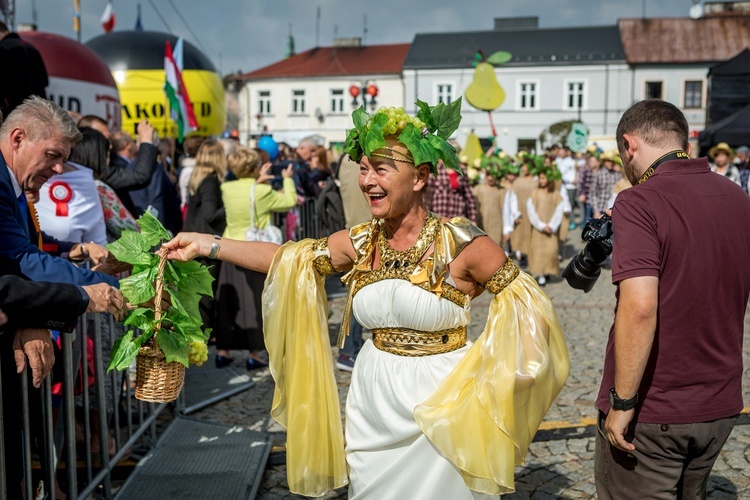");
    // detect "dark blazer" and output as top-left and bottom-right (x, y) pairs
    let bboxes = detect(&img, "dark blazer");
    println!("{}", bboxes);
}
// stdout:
(0, 275), (87, 334)
(183, 175), (226, 235)
(0, 152), (118, 286)
(107, 143), (159, 215)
